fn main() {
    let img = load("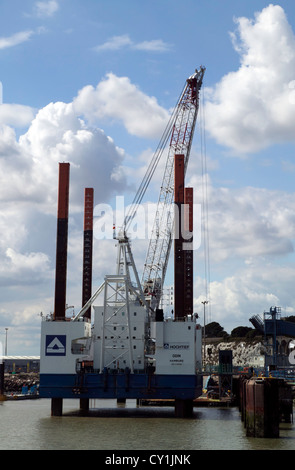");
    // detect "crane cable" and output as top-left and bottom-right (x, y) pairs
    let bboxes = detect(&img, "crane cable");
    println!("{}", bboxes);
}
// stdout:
(200, 86), (212, 323)
(123, 83), (187, 233)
